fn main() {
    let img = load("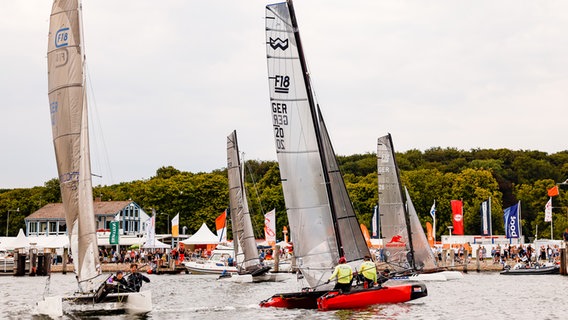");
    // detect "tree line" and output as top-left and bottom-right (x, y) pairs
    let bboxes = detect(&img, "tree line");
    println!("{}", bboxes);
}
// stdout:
(1, 147), (567, 242)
